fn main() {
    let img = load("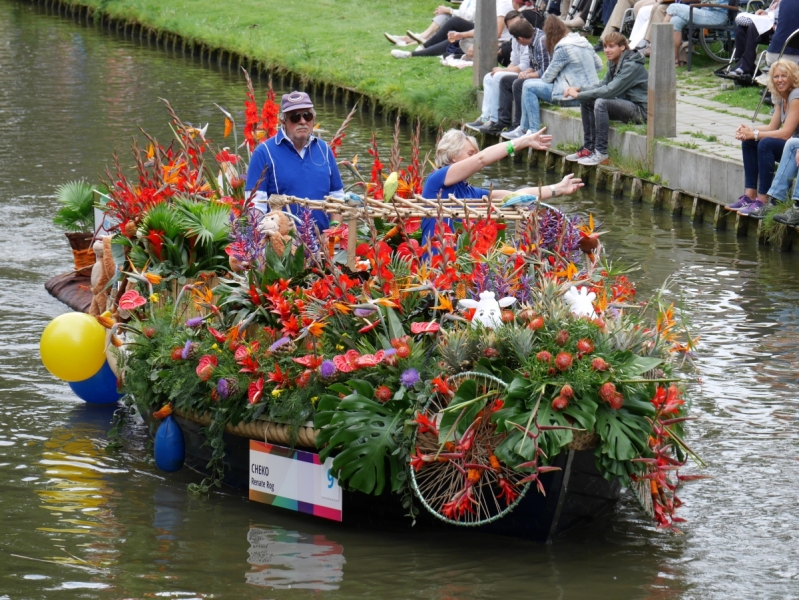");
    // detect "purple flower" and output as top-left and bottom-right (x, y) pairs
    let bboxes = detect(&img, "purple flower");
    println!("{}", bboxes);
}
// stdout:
(296, 207), (321, 253)
(268, 336), (291, 352)
(185, 317), (204, 328)
(227, 208), (268, 270)
(354, 307), (377, 318)
(319, 360), (337, 379)
(217, 378), (229, 399)
(400, 368), (420, 387)
(384, 348), (397, 356)
(181, 340), (193, 360)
